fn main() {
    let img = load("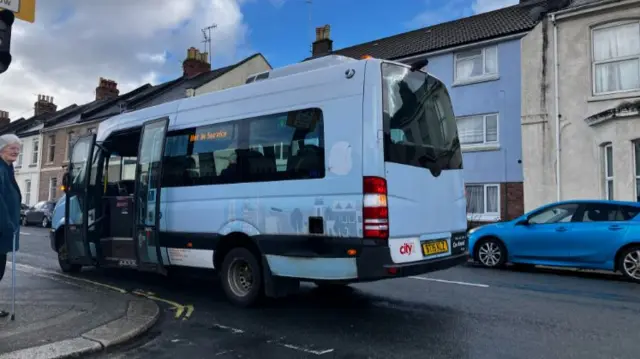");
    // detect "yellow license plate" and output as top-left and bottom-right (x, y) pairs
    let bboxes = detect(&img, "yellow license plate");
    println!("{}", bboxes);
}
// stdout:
(422, 240), (449, 256)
